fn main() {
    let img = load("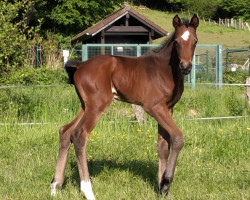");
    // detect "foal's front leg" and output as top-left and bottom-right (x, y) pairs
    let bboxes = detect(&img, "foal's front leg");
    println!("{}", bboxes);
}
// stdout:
(157, 124), (171, 189)
(145, 103), (184, 195)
